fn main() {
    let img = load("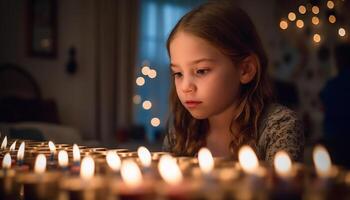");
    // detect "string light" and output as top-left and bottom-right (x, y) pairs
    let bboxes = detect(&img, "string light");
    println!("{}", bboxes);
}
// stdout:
(329, 15), (336, 24)
(296, 20), (304, 28)
(288, 12), (296, 21)
(312, 6), (319, 14)
(151, 118), (160, 127)
(142, 100), (152, 110)
(327, 1), (335, 9)
(313, 34), (321, 43)
(279, 20), (288, 30)
(141, 66), (150, 76)
(312, 16), (320, 25)
(298, 5), (306, 14)
(148, 69), (157, 79)
(338, 28), (346, 37)
(136, 77), (145, 86)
